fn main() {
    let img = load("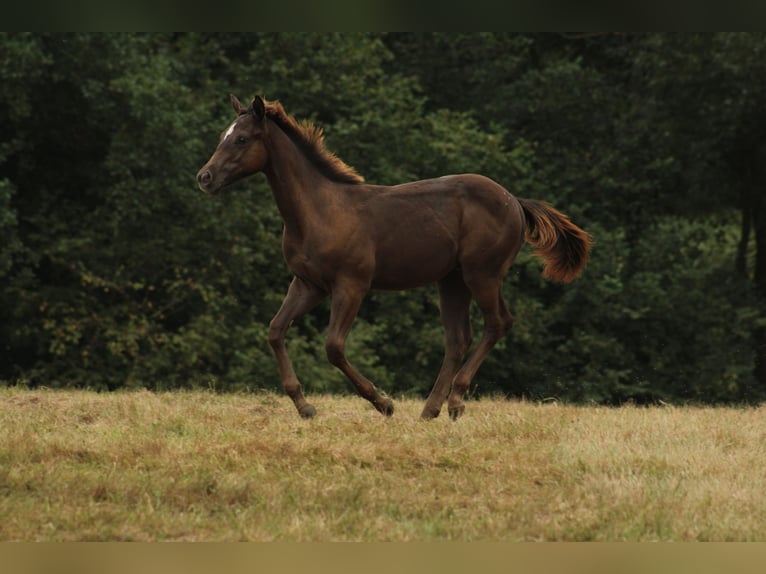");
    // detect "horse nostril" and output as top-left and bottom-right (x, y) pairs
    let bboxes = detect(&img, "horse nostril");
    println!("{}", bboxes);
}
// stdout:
(197, 169), (212, 188)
